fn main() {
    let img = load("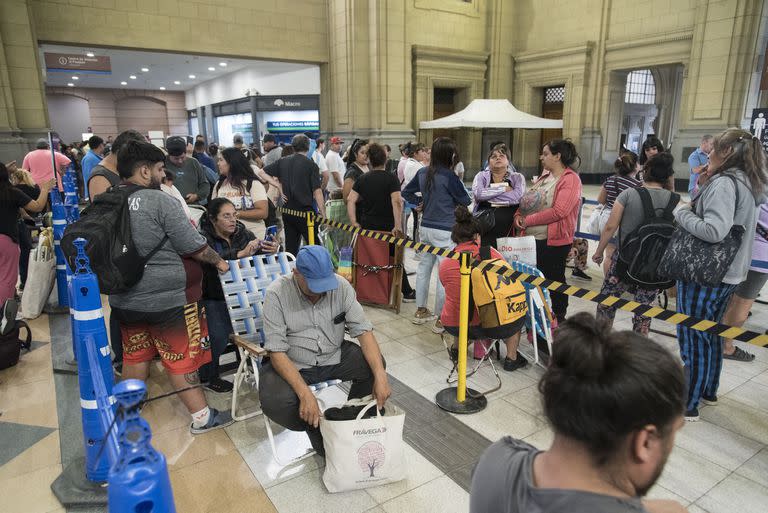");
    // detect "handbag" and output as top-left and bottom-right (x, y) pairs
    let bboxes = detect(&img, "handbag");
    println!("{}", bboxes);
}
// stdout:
(586, 204), (605, 235)
(473, 208), (495, 235)
(658, 174), (745, 287)
(496, 234), (537, 266)
(21, 228), (56, 319)
(320, 399), (406, 493)
(0, 320), (31, 370)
